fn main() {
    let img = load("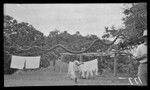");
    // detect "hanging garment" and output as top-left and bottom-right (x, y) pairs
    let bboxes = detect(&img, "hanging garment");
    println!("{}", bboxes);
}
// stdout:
(10, 55), (26, 69)
(25, 56), (40, 69)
